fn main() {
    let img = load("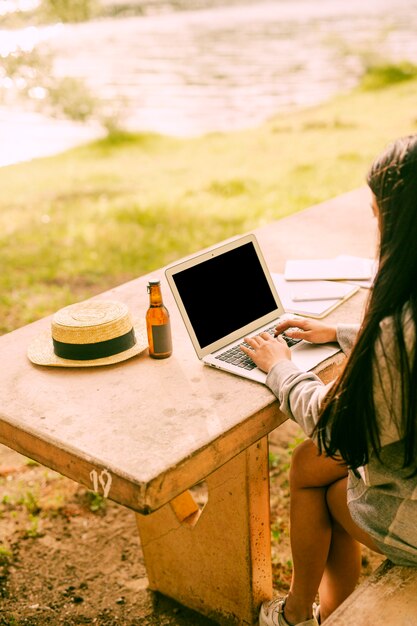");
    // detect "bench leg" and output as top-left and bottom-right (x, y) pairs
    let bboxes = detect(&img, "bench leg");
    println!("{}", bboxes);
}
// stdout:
(136, 437), (272, 625)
